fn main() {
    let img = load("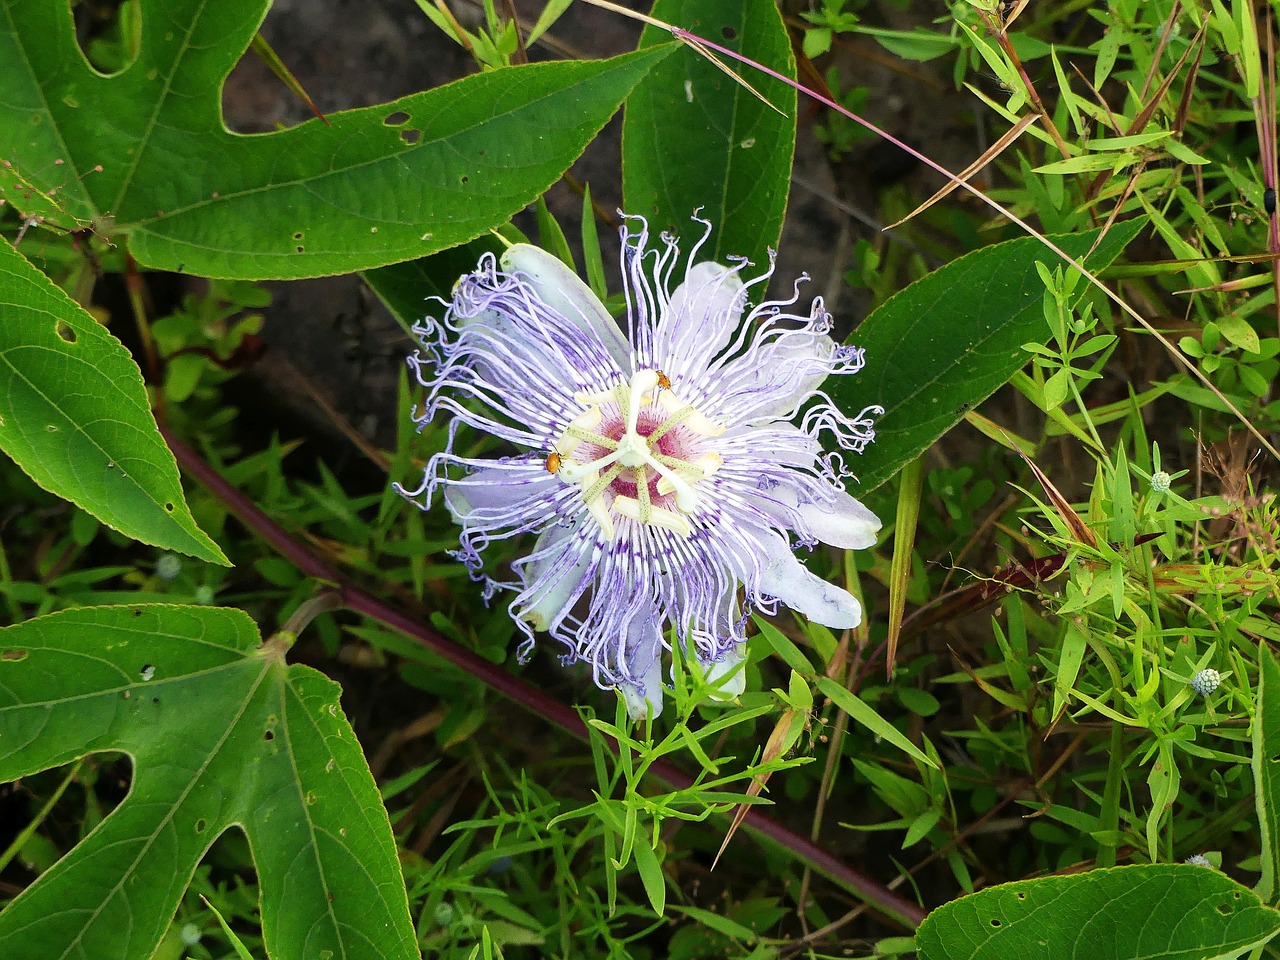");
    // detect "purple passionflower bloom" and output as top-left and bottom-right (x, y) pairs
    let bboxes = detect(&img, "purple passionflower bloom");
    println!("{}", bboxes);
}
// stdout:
(397, 217), (882, 719)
